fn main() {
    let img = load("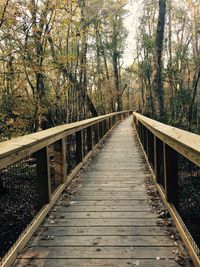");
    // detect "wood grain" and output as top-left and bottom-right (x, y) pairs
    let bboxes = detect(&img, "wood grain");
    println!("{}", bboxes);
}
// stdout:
(14, 117), (180, 267)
